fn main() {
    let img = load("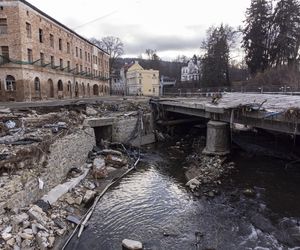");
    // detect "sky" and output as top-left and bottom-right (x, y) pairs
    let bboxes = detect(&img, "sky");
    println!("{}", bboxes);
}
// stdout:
(26, 0), (251, 61)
